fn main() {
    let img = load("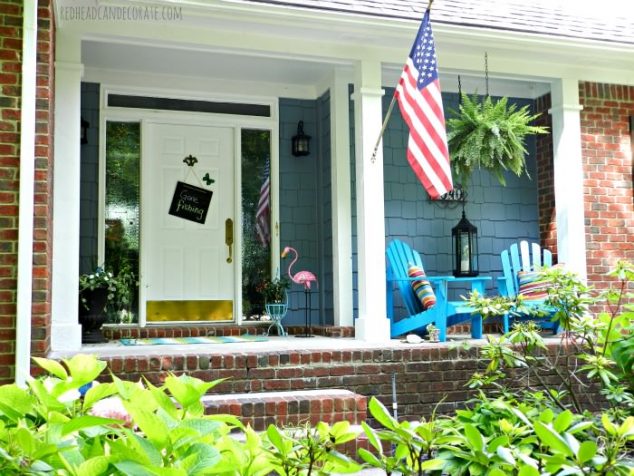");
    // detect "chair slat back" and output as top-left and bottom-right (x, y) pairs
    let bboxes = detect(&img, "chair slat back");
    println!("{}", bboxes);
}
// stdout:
(502, 240), (552, 298)
(386, 240), (424, 316)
